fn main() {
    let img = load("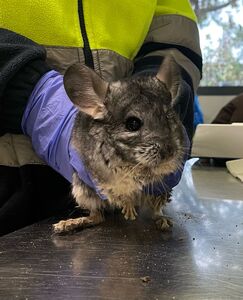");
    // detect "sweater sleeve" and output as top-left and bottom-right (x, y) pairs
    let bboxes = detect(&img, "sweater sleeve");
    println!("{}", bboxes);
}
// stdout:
(133, 2), (202, 141)
(0, 28), (51, 134)
(134, 1), (202, 92)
